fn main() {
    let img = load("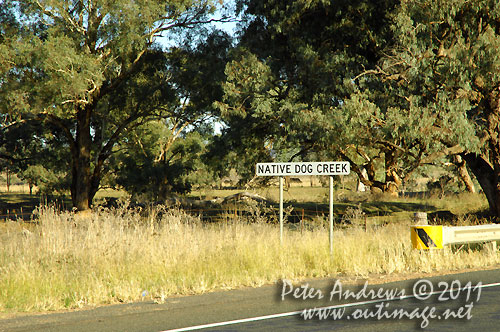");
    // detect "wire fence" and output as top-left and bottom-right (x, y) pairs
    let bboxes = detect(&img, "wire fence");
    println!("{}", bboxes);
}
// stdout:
(178, 206), (338, 223)
(0, 211), (33, 221)
(0, 206), (337, 223)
